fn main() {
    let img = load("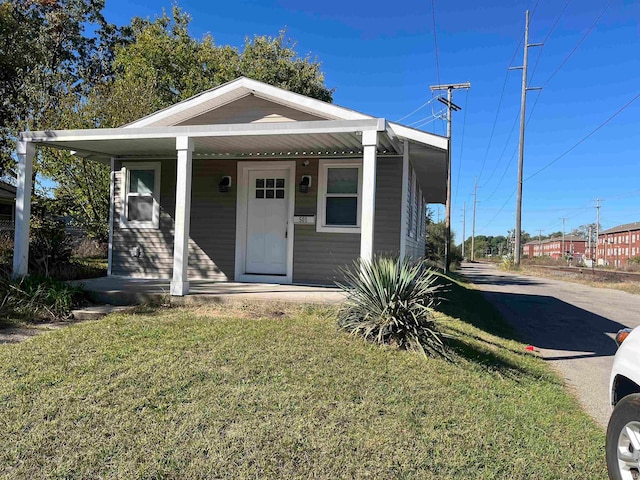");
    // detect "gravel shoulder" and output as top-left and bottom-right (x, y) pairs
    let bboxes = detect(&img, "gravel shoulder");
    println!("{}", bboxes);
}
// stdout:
(458, 261), (640, 428)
